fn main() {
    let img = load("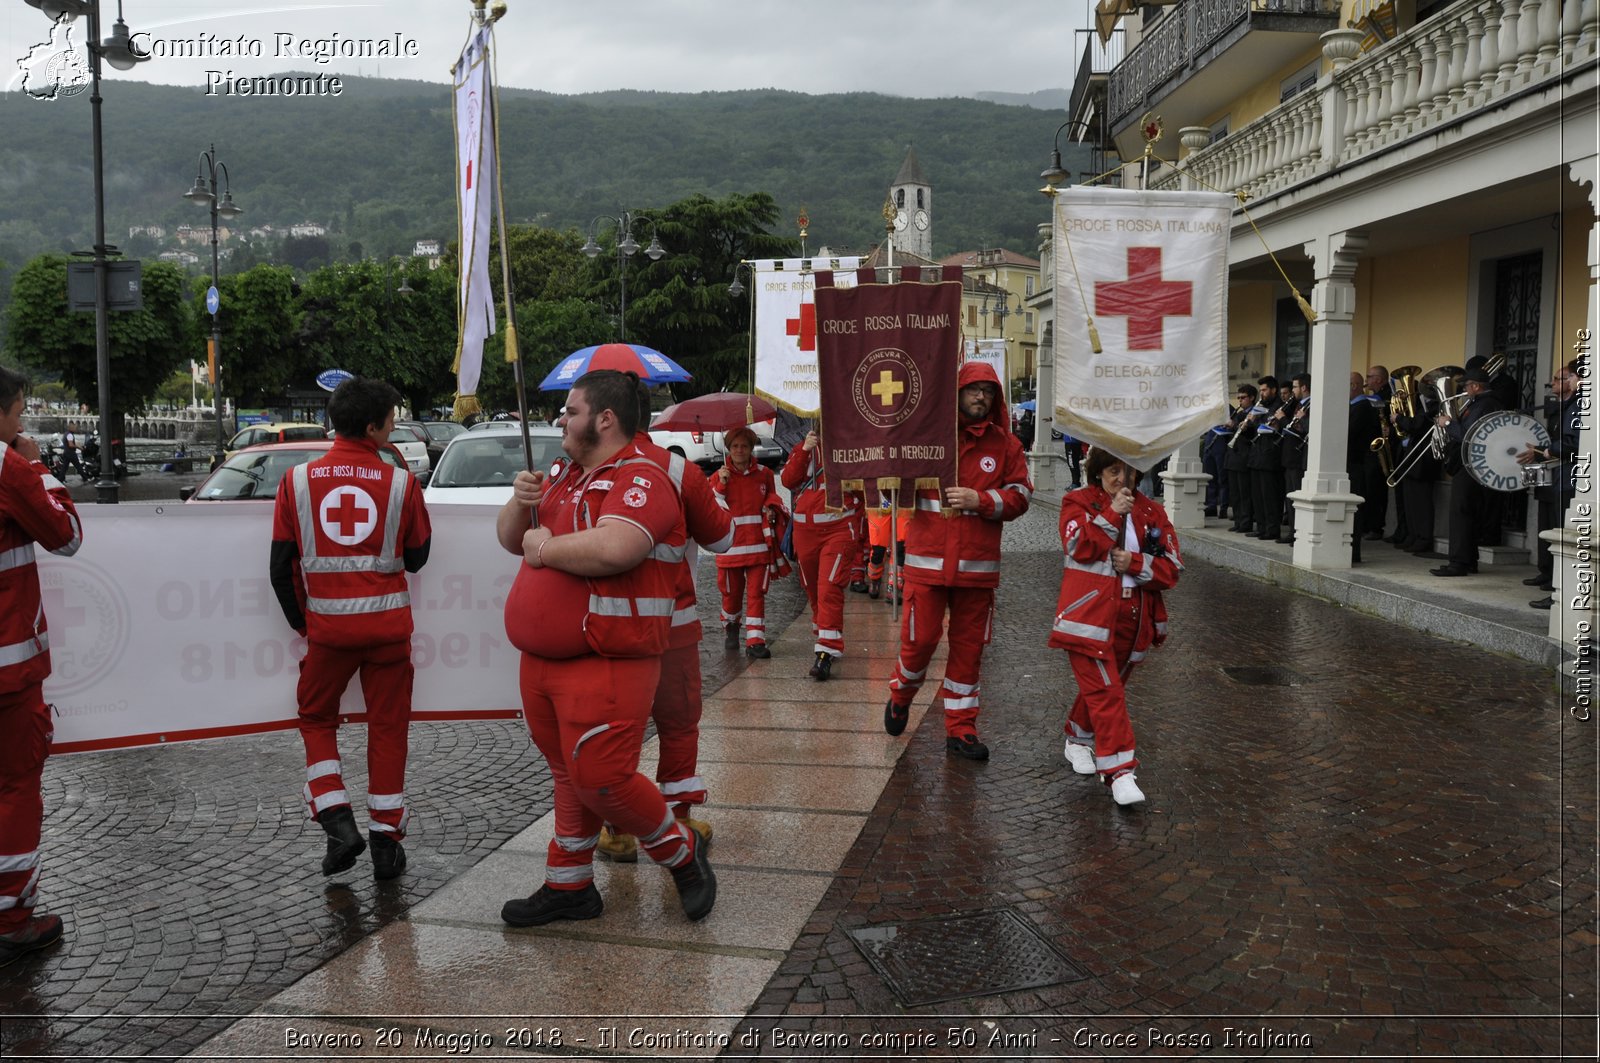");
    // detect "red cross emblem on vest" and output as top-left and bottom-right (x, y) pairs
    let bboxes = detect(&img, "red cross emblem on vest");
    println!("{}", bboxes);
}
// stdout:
(319, 486), (378, 546)
(1094, 246), (1193, 351)
(786, 302), (817, 351)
